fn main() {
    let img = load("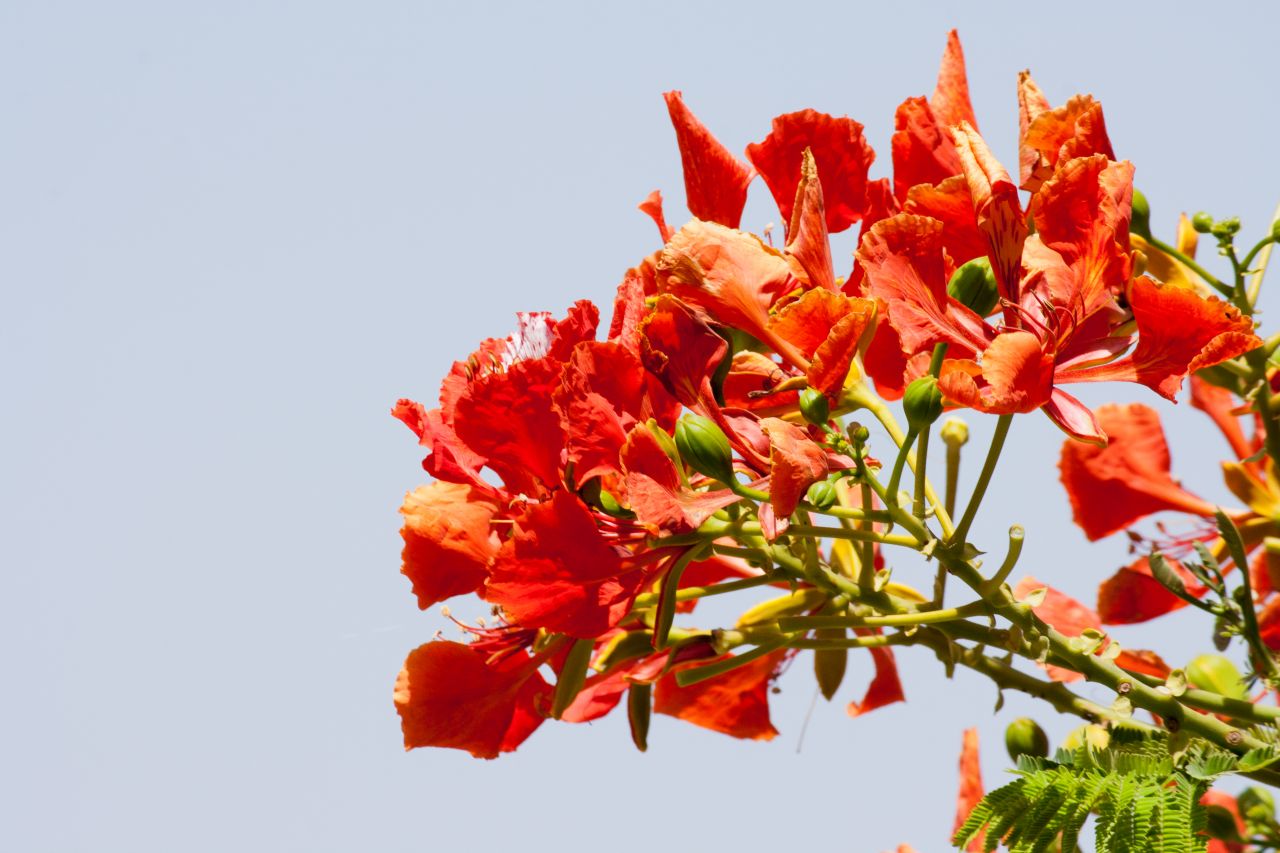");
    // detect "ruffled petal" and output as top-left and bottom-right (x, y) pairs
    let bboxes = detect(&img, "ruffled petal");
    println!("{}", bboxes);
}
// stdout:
(1058, 403), (1217, 540)
(394, 641), (550, 758)
(485, 491), (637, 638)
(1063, 277), (1260, 399)
(760, 417), (829, 520)
(400, 482), (499, 609)
(746, 110), (876, 234)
